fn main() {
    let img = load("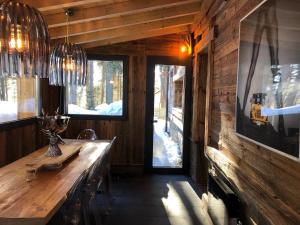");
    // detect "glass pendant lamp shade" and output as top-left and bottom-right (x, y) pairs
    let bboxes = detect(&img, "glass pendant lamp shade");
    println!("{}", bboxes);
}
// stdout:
(49, 8), (87, 86)
(0, 1), (50, 78)
(49, 42), (87, 86)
